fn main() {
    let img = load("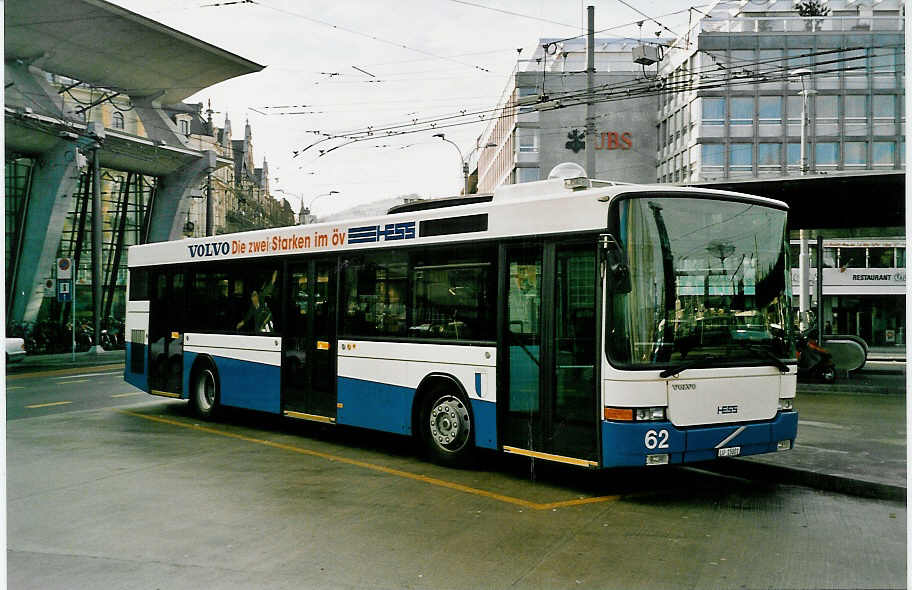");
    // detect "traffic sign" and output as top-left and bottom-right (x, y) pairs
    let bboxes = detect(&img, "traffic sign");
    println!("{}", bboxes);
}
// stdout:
(57, 279), (72, 303)
(57, 257), (72, 280)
